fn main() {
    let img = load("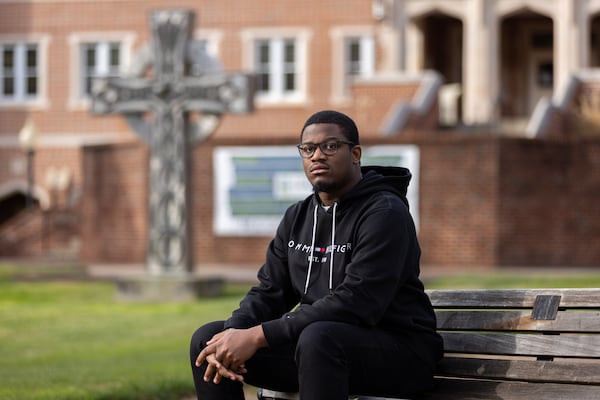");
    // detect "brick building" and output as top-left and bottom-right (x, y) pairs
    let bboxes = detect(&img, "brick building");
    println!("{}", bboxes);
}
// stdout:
(0, 0), (599, 270)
